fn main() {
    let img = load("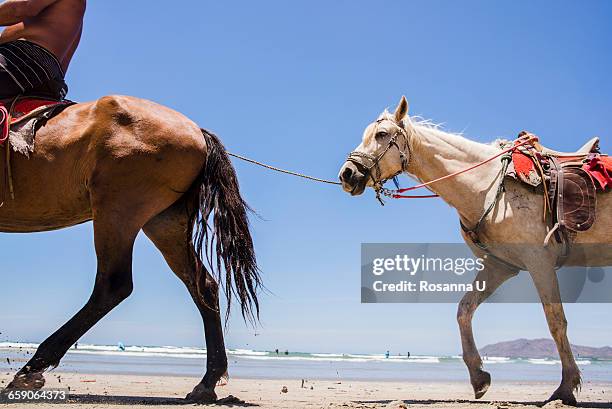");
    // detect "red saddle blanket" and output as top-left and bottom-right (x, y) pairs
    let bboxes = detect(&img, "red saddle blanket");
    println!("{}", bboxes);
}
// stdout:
(583, 155), (612, 190)
(511, 140), (610, 191)
(0, 98), (68, 144)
